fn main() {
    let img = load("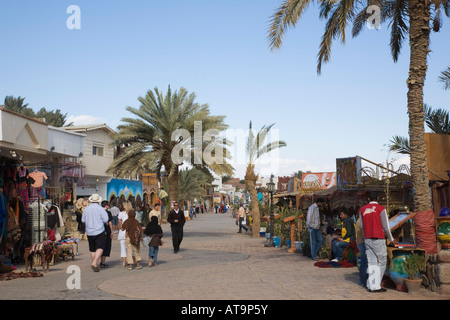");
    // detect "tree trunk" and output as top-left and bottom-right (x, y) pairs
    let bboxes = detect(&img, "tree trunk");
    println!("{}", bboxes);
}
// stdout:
(245, 164), (260, 238)
(407, 0), (432, 212)
(168, 168), (179, 204)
